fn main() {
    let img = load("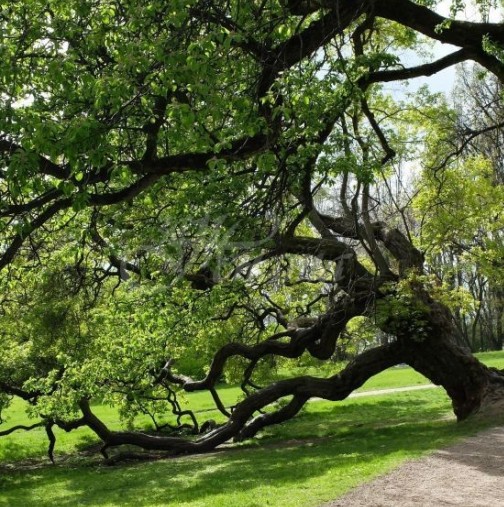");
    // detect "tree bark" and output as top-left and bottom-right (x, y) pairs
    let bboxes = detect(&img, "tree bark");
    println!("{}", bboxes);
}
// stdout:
(394, 296), (504, 420)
